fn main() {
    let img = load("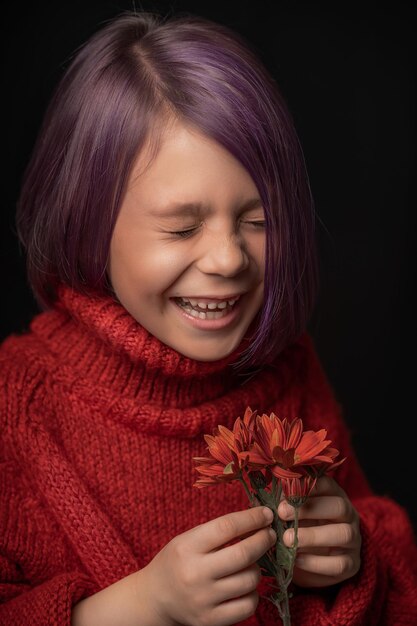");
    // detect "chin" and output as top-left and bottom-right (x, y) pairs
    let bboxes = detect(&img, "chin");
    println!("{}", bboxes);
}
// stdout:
(179, 337), (244, 362)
